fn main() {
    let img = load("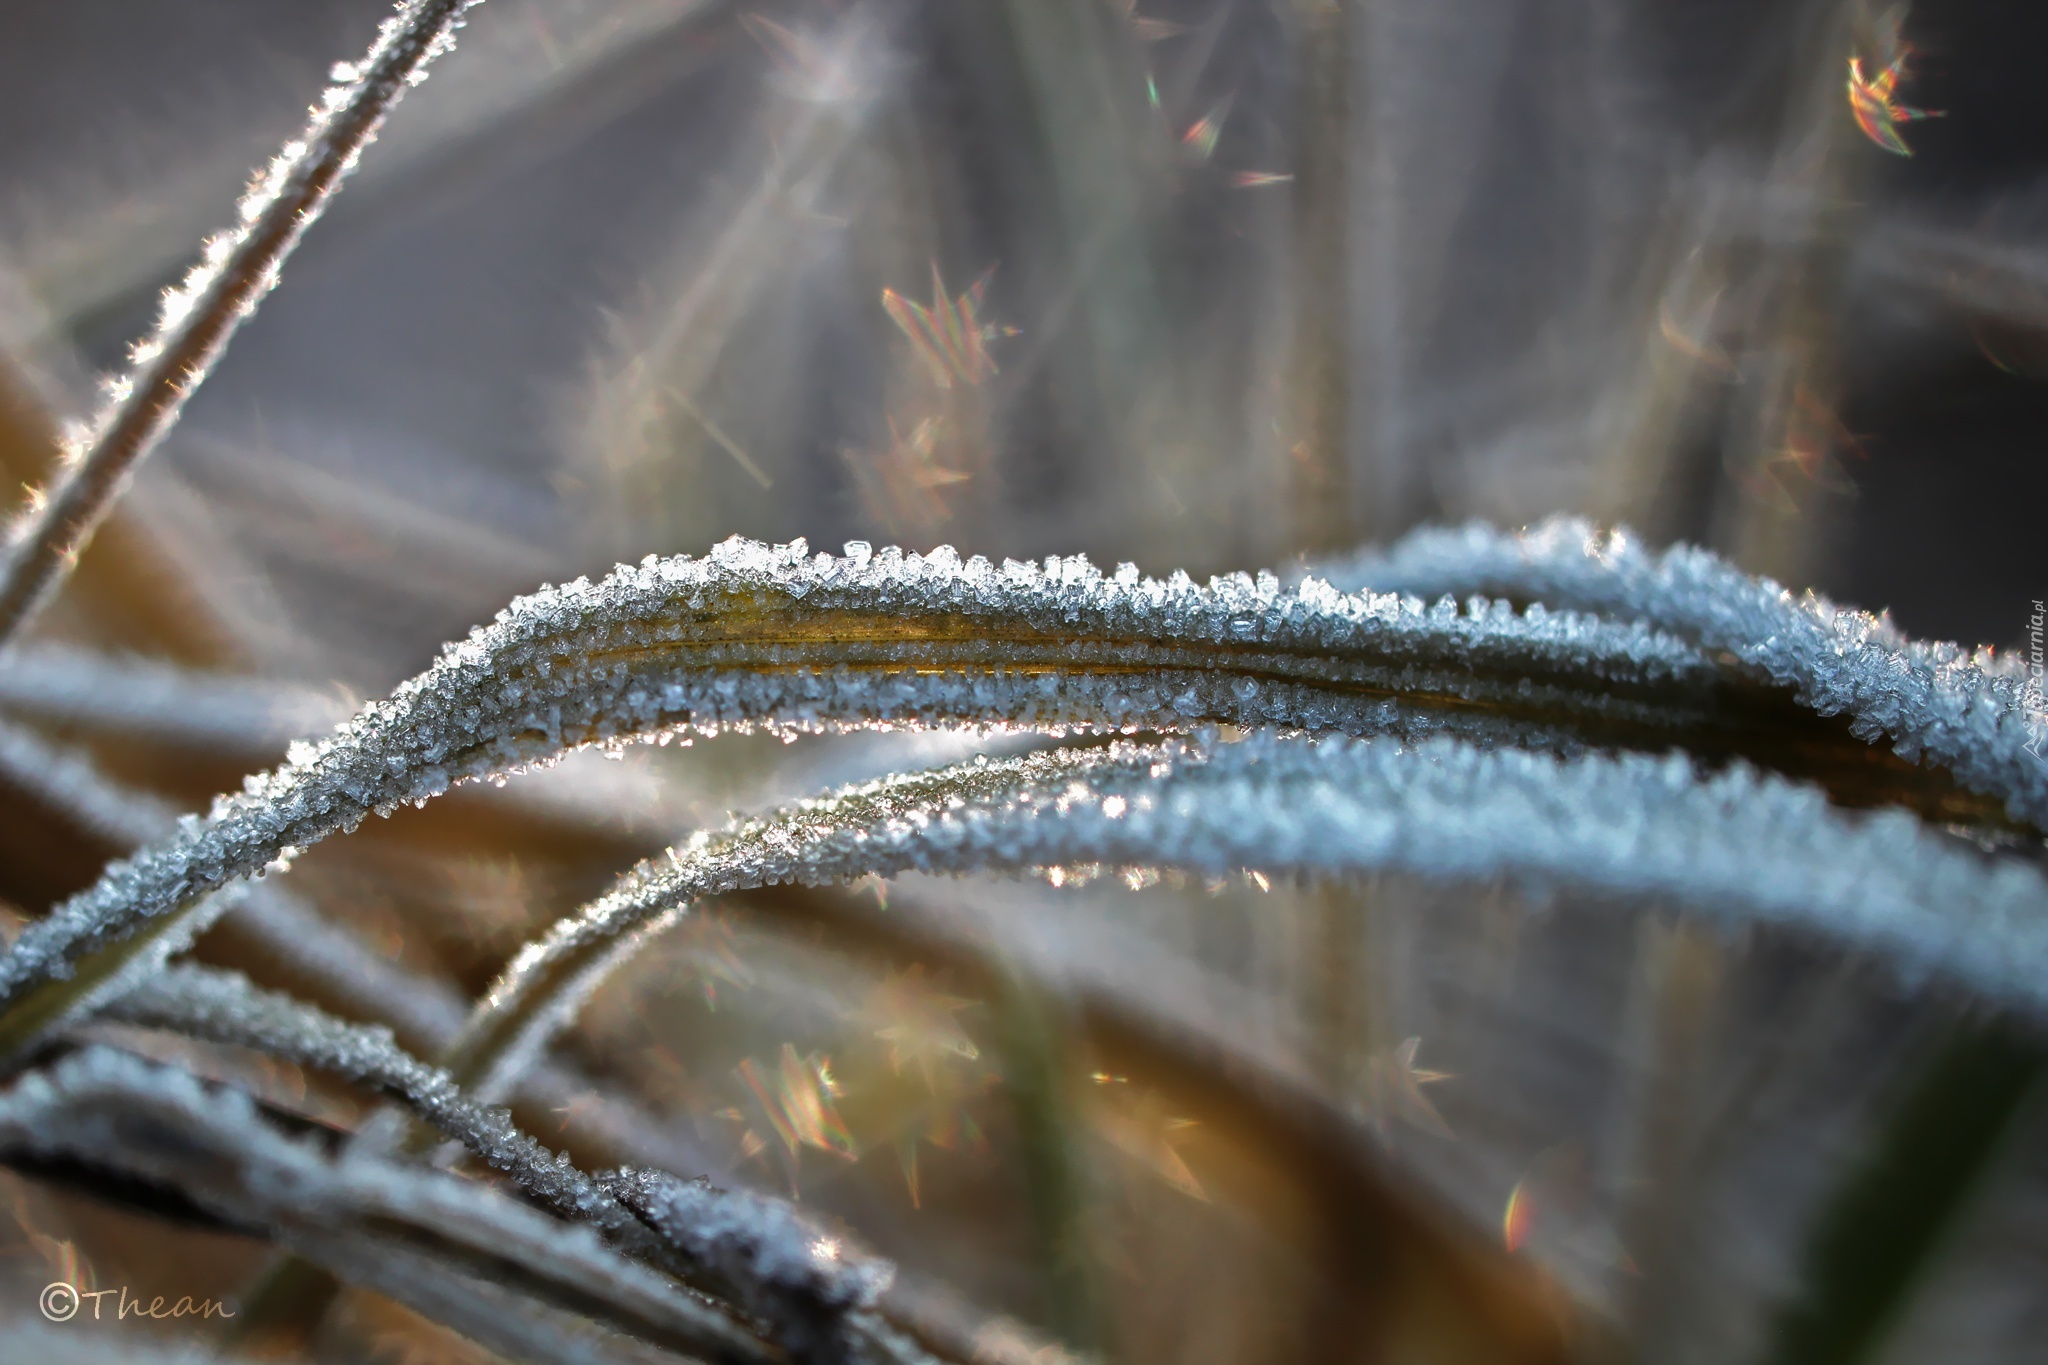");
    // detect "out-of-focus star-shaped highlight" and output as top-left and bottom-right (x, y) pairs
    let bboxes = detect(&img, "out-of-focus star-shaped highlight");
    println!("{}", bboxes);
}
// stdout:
(1846, 50), (1943, 156)
(723, 1043), (859, 1189)
(1090, 1074), (1207, 1200)
(1361, 1036), (1455, 1139)
(881, 265), (1010, 389)
(867, 964), (982, 1089)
